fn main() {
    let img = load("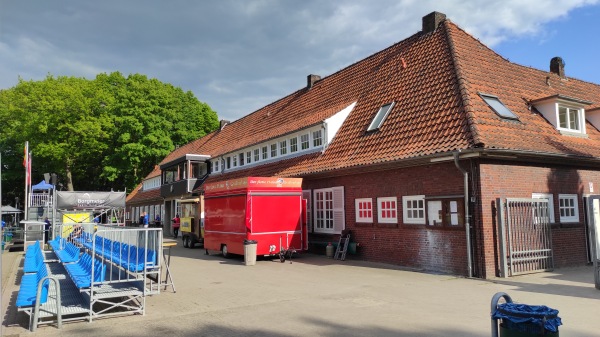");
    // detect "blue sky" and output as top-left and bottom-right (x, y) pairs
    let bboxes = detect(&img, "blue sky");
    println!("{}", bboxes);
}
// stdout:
(1, 1), (599, 121)
(495, 4), (600, 85)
